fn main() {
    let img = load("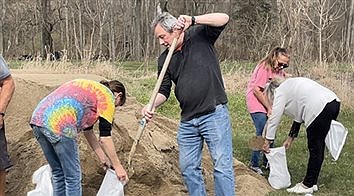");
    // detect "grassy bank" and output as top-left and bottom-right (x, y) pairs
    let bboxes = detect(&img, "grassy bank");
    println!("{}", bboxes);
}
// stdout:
(119, 60), (354, 195)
